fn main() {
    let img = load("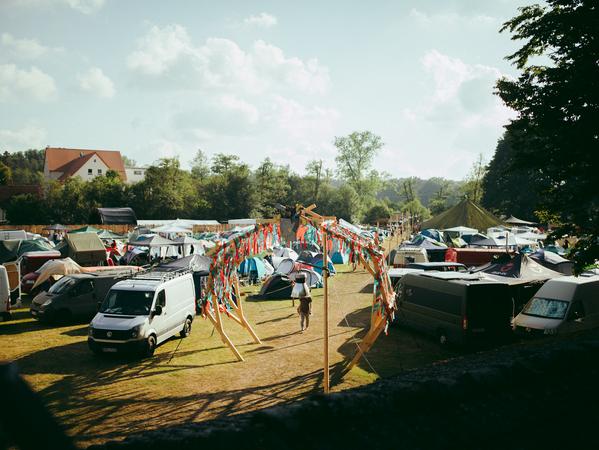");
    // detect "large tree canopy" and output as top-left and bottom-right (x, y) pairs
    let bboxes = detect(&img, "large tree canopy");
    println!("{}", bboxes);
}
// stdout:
(496, 0), (599, 271)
